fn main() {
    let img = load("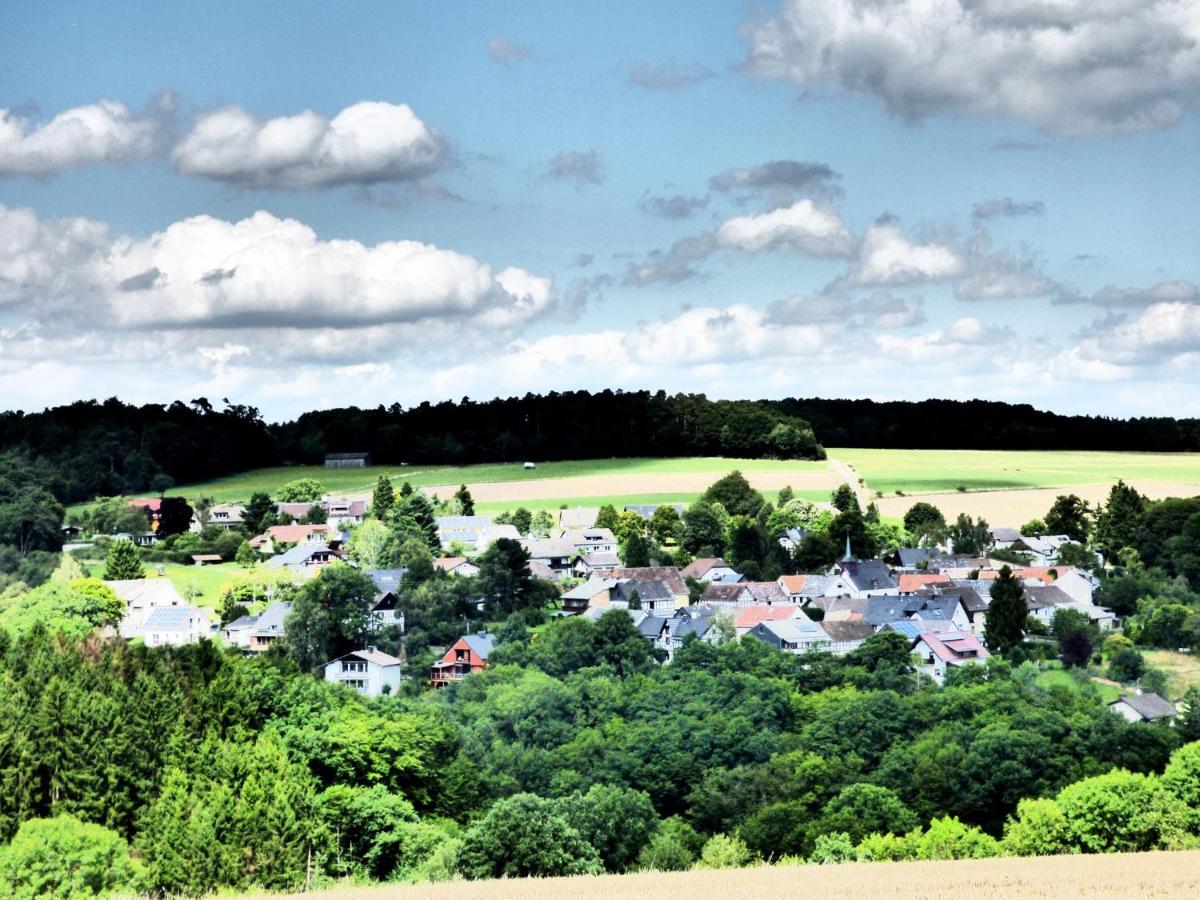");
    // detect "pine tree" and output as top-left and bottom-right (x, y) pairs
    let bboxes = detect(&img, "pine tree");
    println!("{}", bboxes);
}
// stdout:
(455, 484), (475, 516)
(235, 540), (256, 567)
(984, 565), (1026, 654)
(372, 476), (395, 520)
(103, 540), (144, 580)
(1095, 480), (1146, 560)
